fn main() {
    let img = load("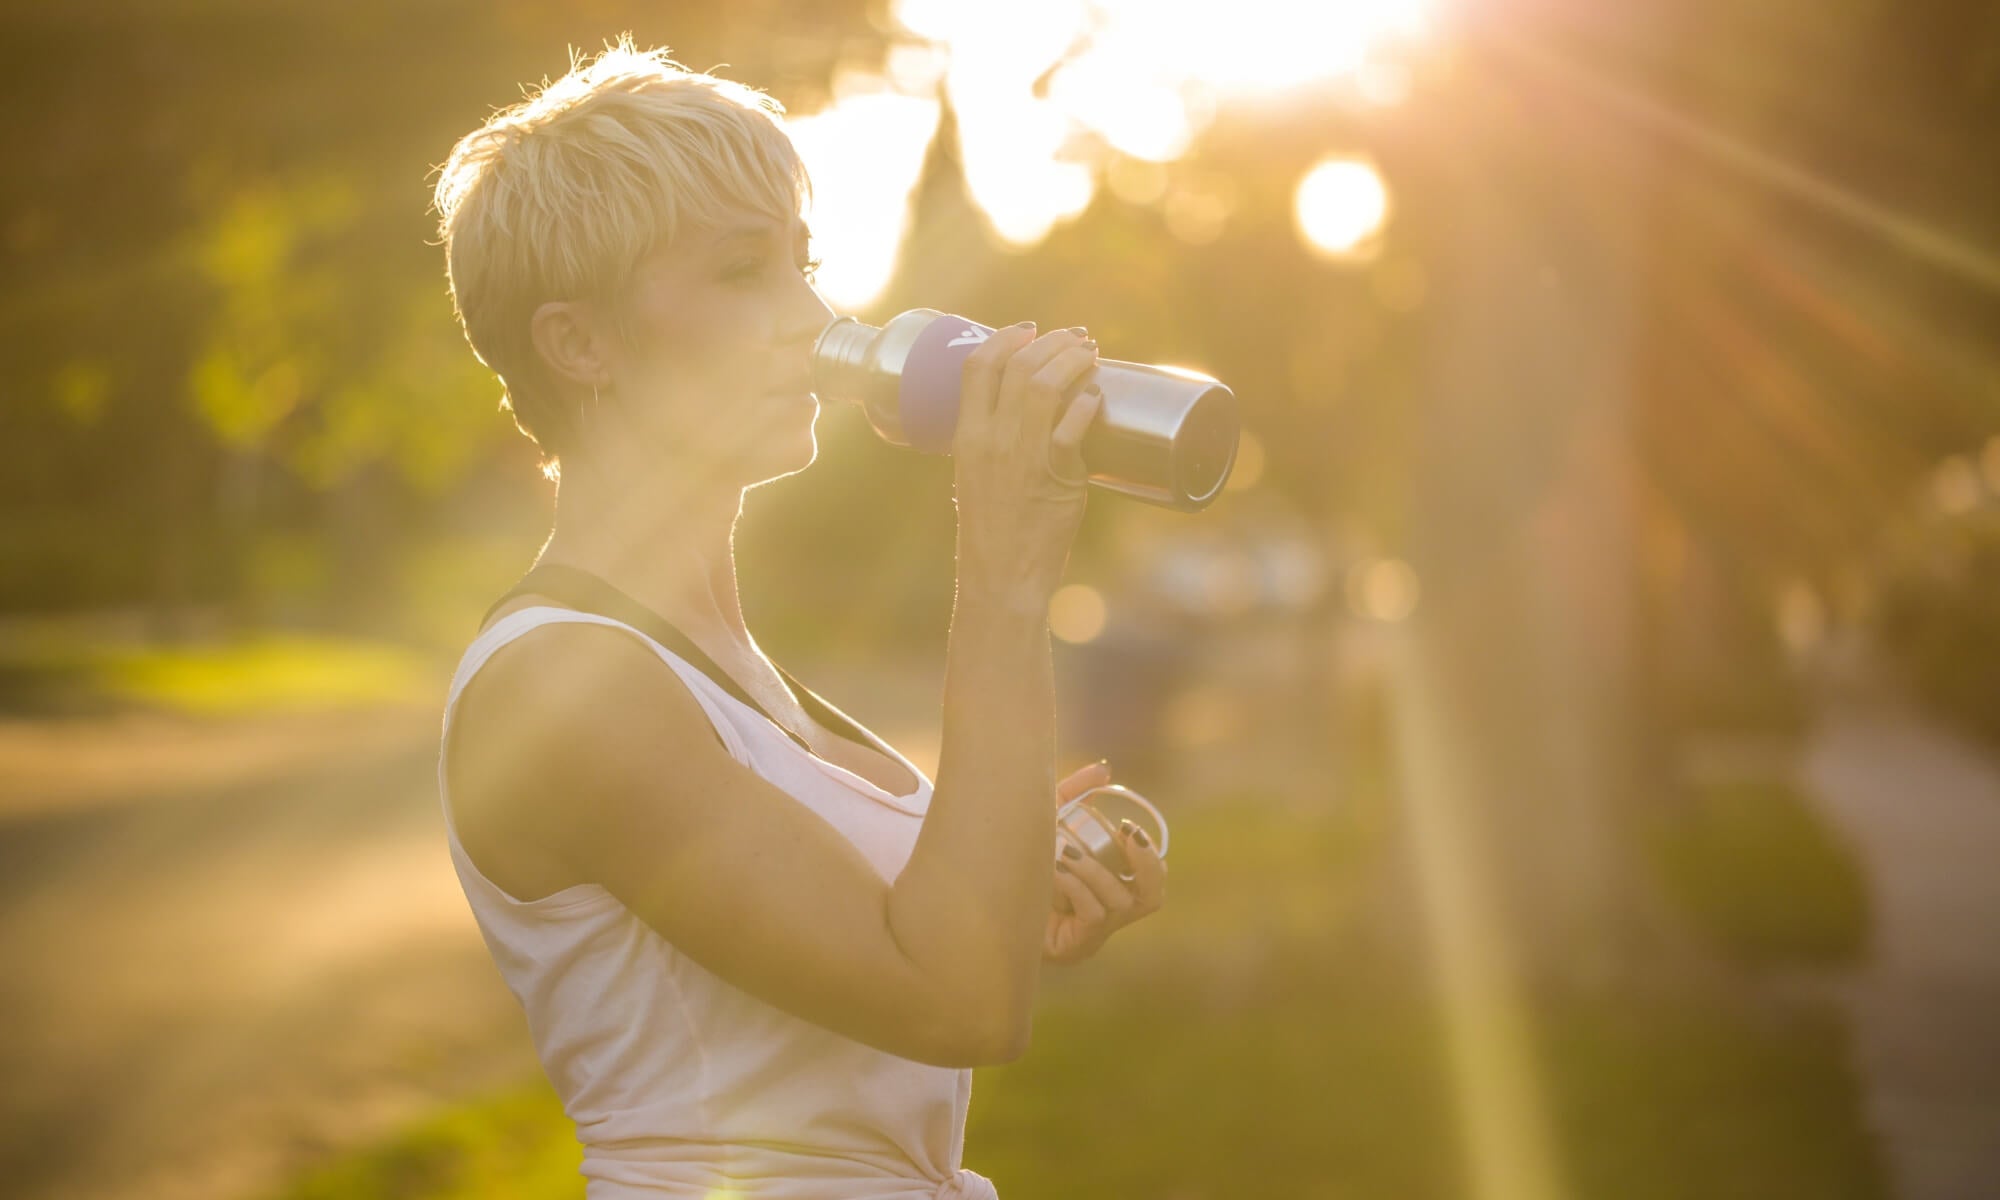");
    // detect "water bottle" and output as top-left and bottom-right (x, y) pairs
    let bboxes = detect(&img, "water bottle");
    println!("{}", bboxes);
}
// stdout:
(812, 309), (1240, 512)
